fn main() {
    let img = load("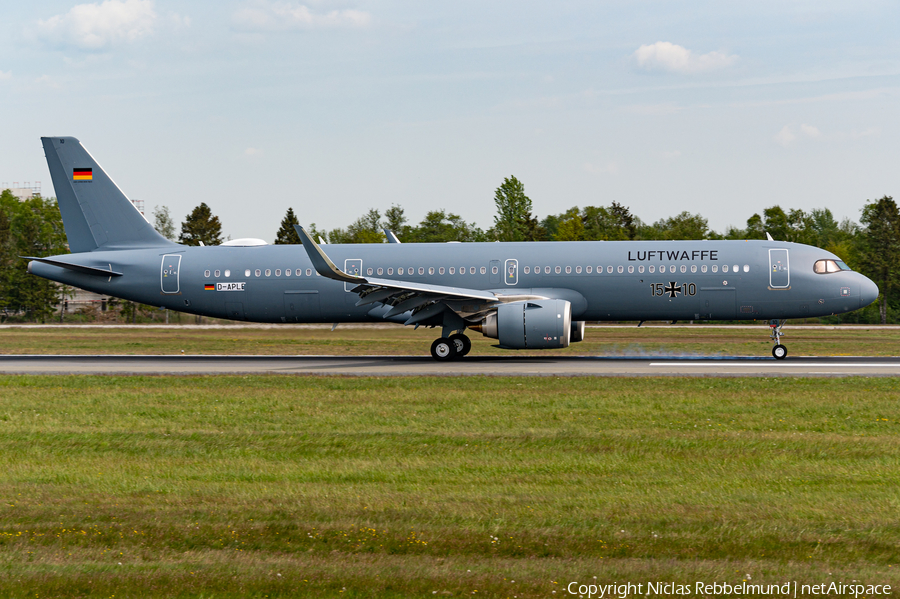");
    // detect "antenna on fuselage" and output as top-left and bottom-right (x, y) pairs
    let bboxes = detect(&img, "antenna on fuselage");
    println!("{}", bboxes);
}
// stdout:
(765, 232), (774, 241)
